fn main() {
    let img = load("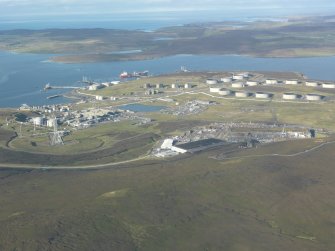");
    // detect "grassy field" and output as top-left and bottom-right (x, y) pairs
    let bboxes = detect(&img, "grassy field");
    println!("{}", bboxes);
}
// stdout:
(0, 138), (335, 250)
(1, 16), (335, 62)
